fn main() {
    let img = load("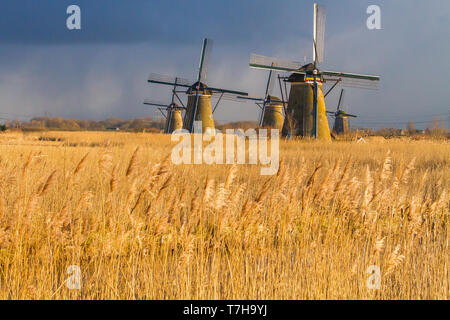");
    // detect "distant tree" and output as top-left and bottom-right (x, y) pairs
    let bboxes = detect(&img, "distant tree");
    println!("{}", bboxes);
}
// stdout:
(65, 119), (81, 130)
(407, 121), (416, 135)
(30, 119), (45, 128)
(46, 117), (64, 129)
(77, 120), (89, 129)
(103, 118), (123, 129)
(426, 116), (447, 137)
(12, 120), (21, 128)
(14, 116), (169, 132)
(375, 127), (402, 138)
(217, 121), (259, 131)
